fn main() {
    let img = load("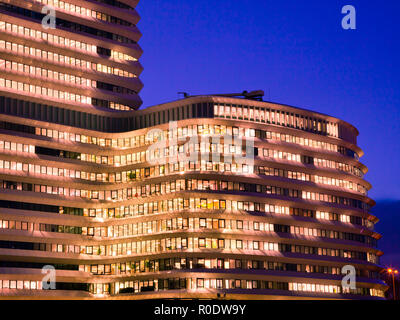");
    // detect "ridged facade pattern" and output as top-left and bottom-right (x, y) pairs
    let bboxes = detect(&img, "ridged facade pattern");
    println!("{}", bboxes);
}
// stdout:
(0, 0), (387, 300)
